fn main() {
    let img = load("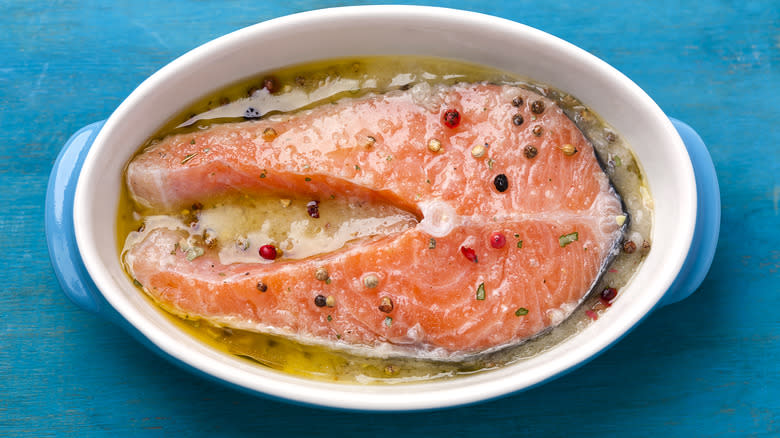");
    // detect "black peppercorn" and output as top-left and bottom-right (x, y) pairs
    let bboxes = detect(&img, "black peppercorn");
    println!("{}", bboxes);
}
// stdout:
(314, 294), (327, 307)
(531, 100), (545, 114)
(493, 174), (509, 192)
(256, 282), (267, 292)
(512, 114), (524, 126)
(523, 145), (538, 159)
(511, 96), (523, 107)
